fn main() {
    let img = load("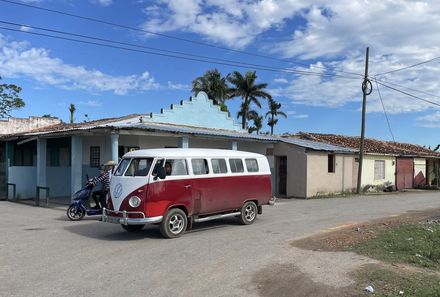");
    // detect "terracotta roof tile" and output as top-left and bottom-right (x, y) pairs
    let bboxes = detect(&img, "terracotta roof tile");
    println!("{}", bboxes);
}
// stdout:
(295, 132), (440, 158)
